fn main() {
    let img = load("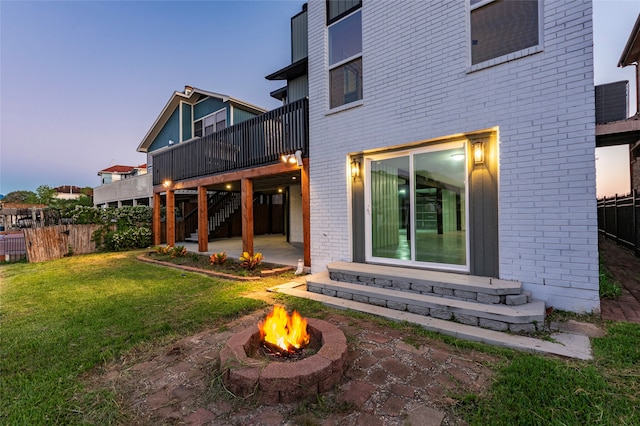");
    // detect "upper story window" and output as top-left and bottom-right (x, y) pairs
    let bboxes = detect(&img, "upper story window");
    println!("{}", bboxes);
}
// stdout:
(328, 1), (362, 109)
(470, 0), (540, 66)
(194, 109), (226, 138)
